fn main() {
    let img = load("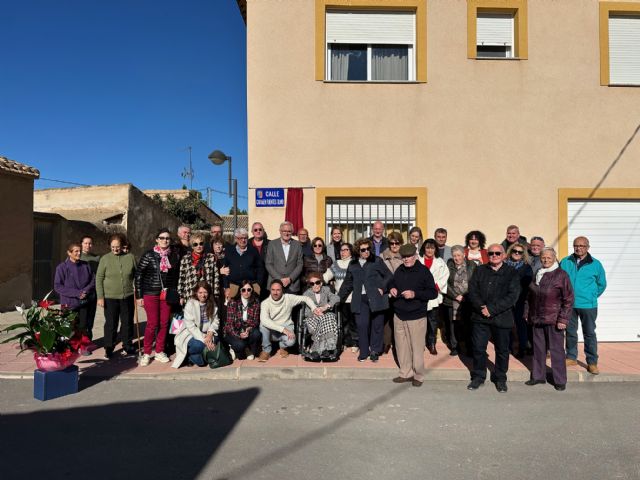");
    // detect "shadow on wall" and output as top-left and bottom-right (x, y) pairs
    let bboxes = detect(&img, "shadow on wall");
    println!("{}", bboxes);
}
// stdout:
(552, 122), (640, 249)
(0, 388), (260, 480)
